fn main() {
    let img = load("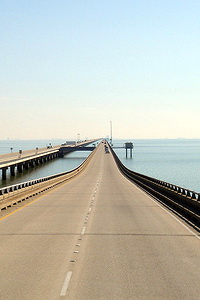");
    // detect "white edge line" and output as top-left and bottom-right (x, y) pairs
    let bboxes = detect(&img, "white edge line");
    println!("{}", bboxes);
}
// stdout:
(134, 184), (200, 241)
(81, 226), (86, 235)
(60, 271), (73, 296)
